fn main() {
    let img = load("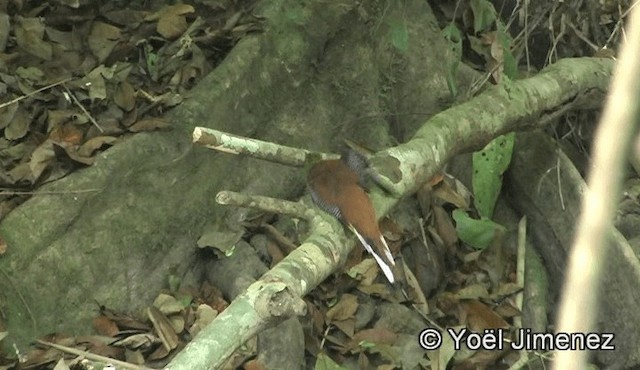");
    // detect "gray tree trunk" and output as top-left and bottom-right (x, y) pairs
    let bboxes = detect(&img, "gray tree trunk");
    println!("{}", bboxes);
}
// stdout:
(0, 0), (460, 349)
